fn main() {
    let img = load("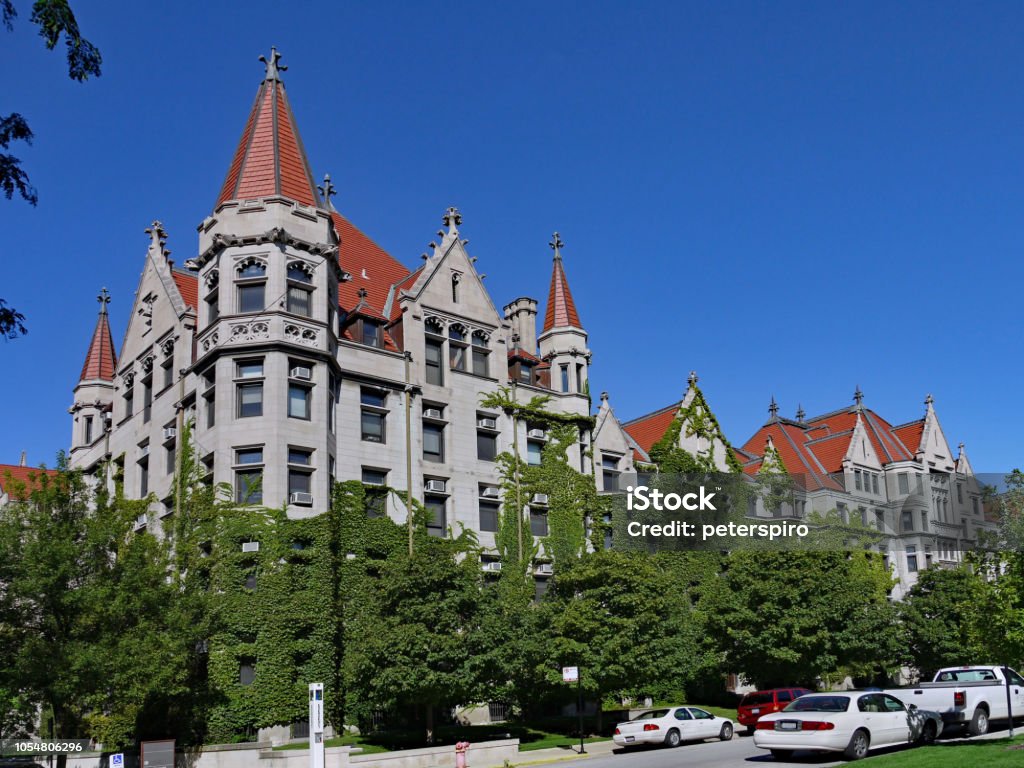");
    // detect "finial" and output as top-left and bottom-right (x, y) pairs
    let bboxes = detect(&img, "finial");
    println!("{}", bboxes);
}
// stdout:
(688, 370), (699, 387)
(853, 385), (864, 407)
(768, 395), (779, 419)
(145, 220), (168, 254)
(97, 287), (111, 315)
(958, 442), (964, 452)
(795, 404), (805, 422)
(19, 450), (27, 467)
(511, 331), (521, 348)
(357, 287), (368, 299)
(259, 47), (287, 81)
(442, 206), (462, 234)
(601, 391), (609, 402)
(318, 173), (336, 204)
(549, 232), (564, 259)
(924, 393), (934, 407)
